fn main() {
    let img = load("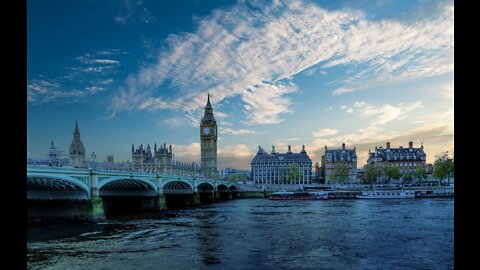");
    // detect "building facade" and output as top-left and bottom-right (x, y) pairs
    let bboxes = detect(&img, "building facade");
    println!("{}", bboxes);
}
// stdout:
(69, 121), (86, 167)
(251, 145), (312, 185)
(367, 141), (427, 176)
(321, 143), (358, 183)
(200, 93), (218, 179)
(131, 143), (198, 175)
